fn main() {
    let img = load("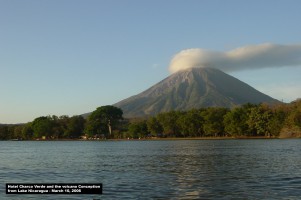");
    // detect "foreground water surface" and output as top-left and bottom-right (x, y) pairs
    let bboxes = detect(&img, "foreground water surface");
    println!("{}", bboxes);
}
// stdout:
(0, 139), (301, 199)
